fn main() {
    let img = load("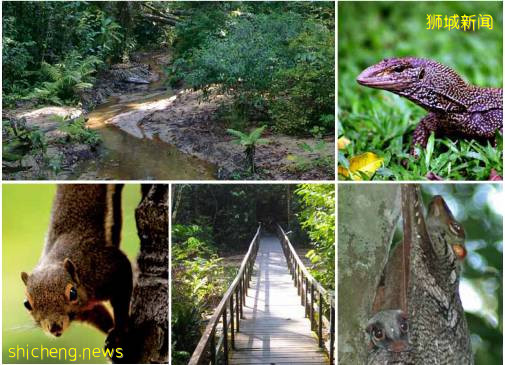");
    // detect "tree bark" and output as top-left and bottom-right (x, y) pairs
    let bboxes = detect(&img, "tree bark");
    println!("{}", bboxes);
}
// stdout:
(123, 184), (168, 363)
(337, 184), (401, 364)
